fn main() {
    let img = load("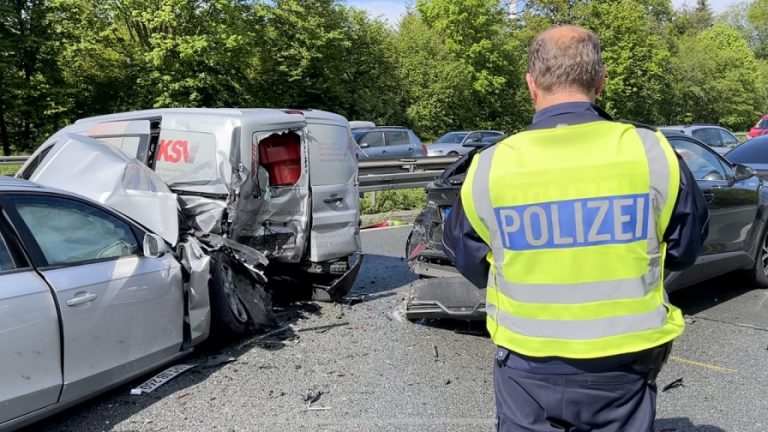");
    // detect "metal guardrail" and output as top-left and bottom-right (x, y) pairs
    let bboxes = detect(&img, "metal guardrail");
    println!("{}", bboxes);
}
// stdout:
(0, 154), (459, 191)
(358, 156), (460, 192)
(0, 156), (29, 166)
